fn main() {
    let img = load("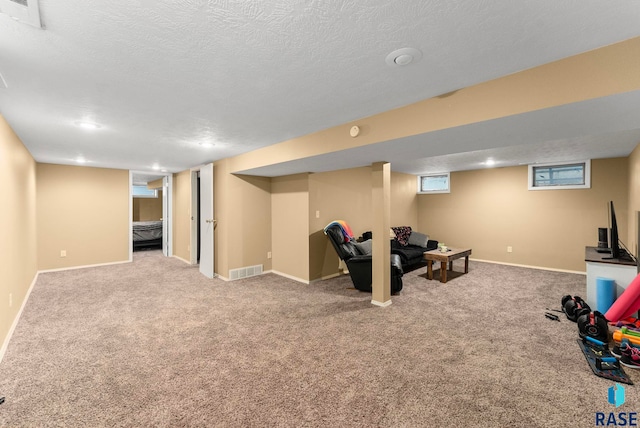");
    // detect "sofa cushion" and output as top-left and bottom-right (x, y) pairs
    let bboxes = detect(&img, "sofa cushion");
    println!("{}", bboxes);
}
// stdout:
(392, 226), (412, 246)
(392, 245), (424, 265)
(354, 239), (373, 255)
(408, 231), (429, 248)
